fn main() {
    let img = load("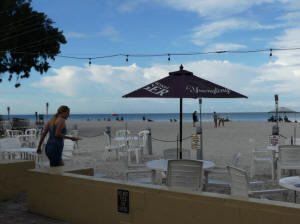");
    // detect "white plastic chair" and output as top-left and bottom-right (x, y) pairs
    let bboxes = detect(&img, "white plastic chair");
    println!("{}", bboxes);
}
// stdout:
(6, 129), (13, 137)
(227, 165), (287, 199)
(277, 145), (300, 180)
(166, 159), (203, 191)
(25, 128), (37, 147)
(103, 131), (123, 160)
(204, 152), (241, 188)
(163, 148), (191, 160)
(115, 129), (131, 138)
(127, 135), (142, 164)
(249, 138), (275, 180)
(0, 137), (21, 159)
(138, 130), (149, 155)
